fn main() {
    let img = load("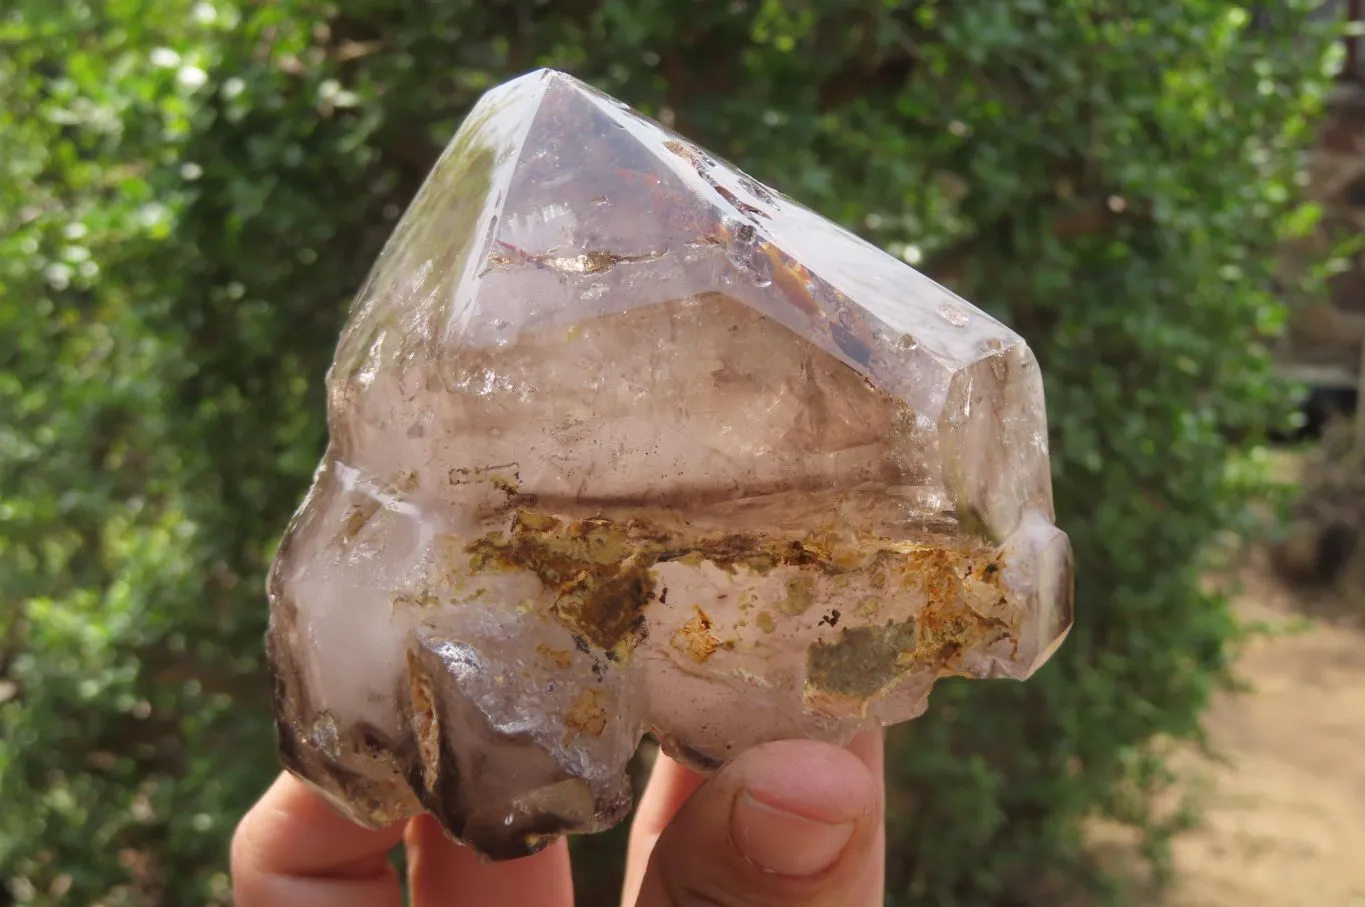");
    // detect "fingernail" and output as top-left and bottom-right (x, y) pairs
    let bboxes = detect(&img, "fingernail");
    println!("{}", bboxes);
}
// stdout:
(731, 791), (855, 877)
